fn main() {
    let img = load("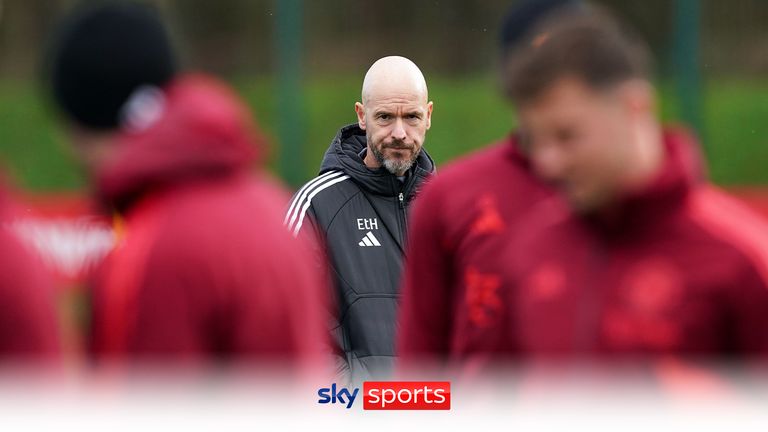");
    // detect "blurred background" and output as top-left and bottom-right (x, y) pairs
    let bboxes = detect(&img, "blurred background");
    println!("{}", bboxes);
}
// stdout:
(1, 0), (766, 191)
